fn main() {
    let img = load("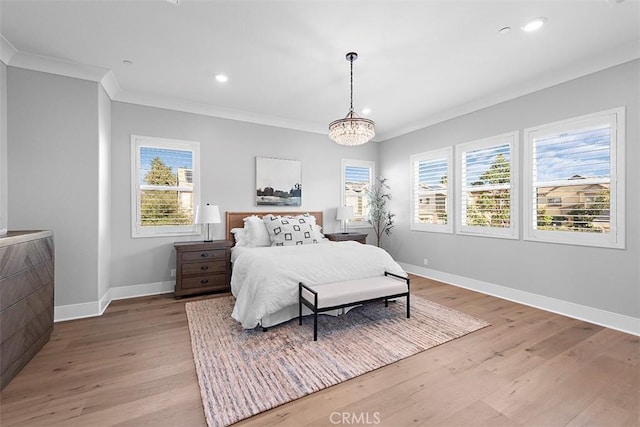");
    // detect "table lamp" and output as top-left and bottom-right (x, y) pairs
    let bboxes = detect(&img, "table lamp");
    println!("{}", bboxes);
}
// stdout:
(336, 205), (354, 234)
(194, 203), (221, 242)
